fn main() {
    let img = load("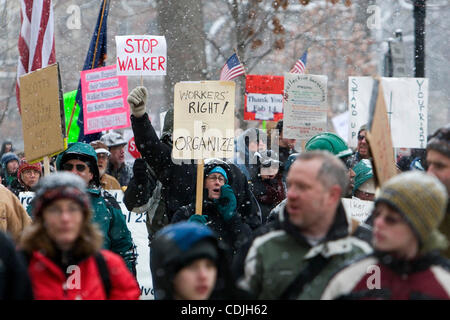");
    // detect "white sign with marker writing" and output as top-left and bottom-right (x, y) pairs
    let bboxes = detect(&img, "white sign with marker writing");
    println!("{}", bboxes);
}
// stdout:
(348, 77), (428, 149)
